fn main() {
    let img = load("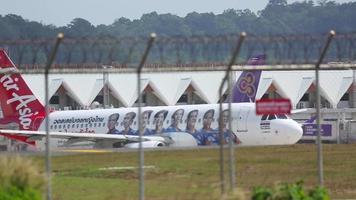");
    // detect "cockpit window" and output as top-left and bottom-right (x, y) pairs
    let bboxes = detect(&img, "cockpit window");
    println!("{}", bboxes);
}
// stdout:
(277, 114), (288, 119)
(262, 114), (288, 120)
(268, 114), (276, 120)
(261, 115), (268, 120)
